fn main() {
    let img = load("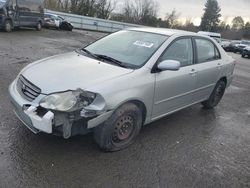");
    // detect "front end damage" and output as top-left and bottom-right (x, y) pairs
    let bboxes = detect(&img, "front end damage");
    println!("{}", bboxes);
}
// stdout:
(9, 79), (113, 139)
